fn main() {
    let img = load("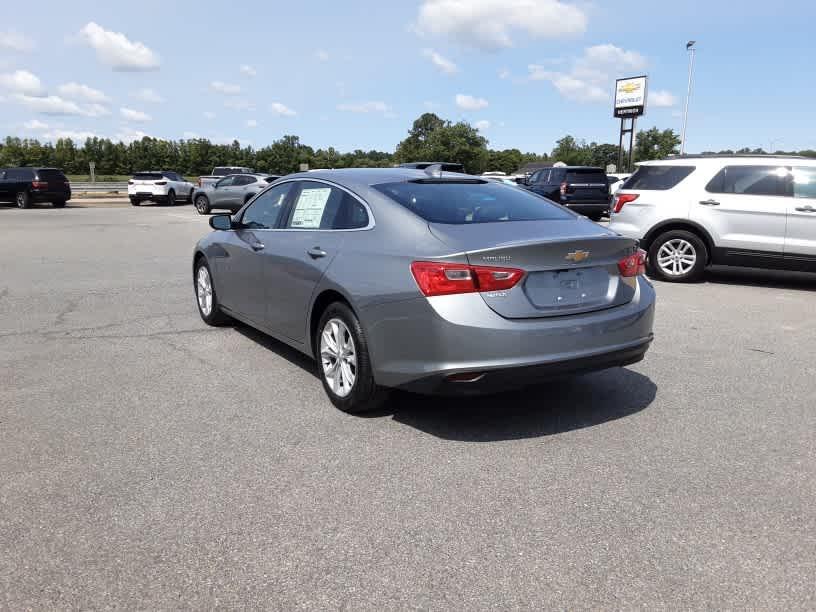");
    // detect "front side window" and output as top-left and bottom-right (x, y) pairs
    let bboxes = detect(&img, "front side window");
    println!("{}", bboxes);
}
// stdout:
(241, 183), (293, 229)
(792, 167), (816, 199)
(373, 180), (573, 224)
(706, 165), (787, 196)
